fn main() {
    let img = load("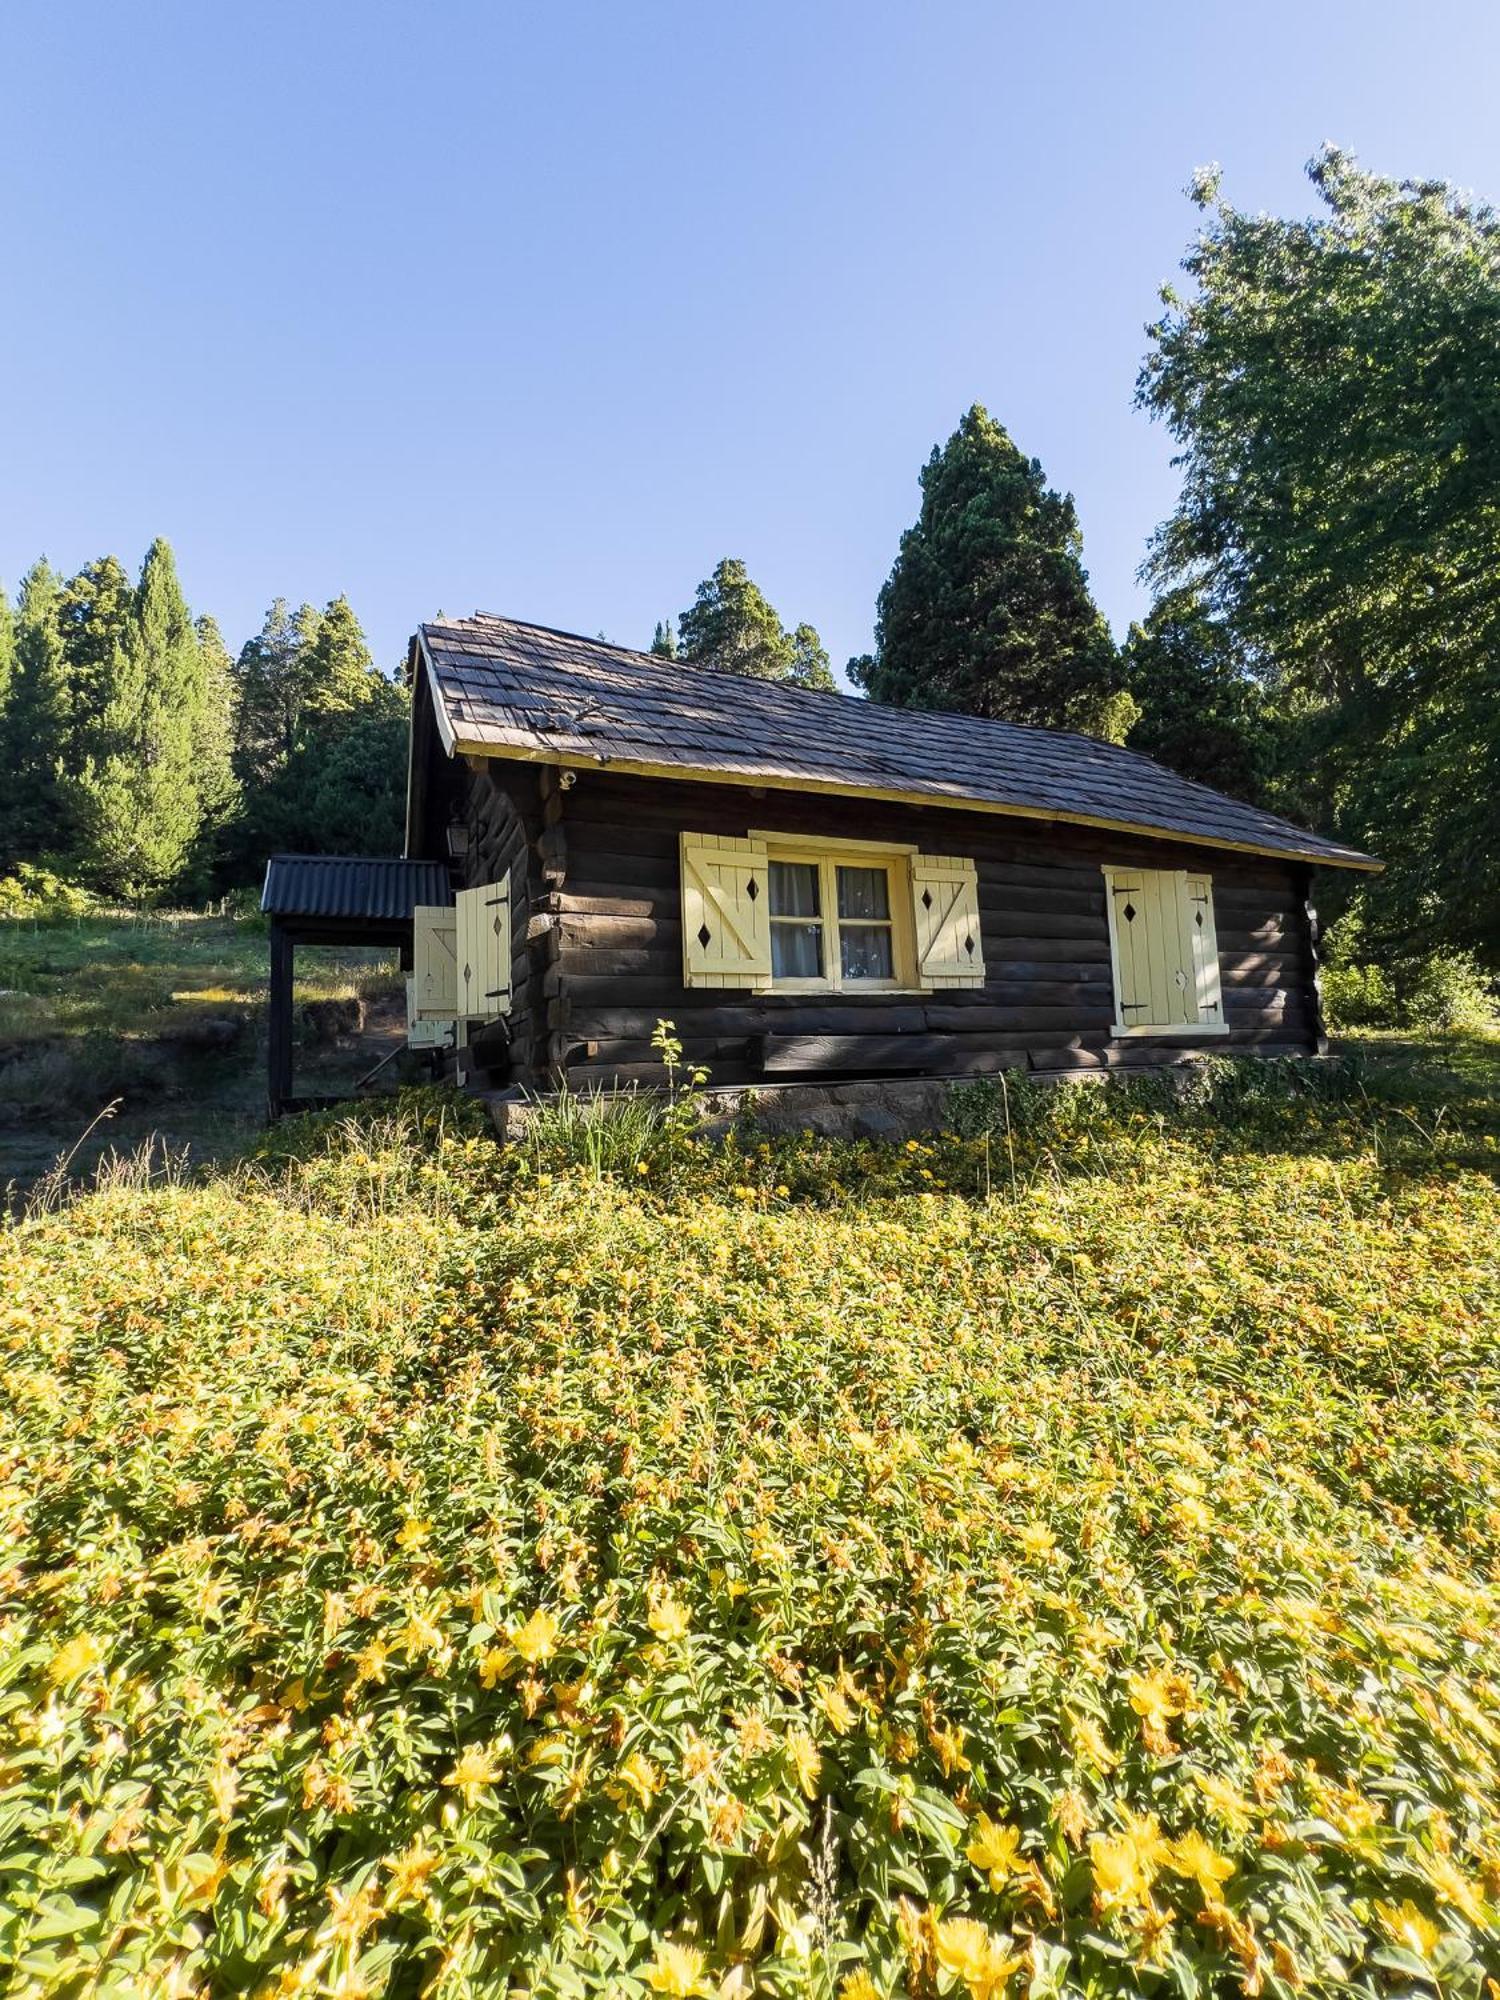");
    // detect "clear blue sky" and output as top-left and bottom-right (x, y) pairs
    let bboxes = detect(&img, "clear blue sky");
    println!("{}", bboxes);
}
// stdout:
(5, 2), (1499, 682)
